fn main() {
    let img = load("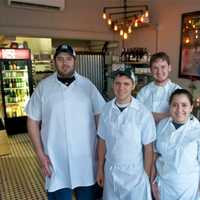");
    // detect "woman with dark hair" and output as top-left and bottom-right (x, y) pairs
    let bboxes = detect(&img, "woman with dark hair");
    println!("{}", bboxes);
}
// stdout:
(152, 89), (200, 200)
